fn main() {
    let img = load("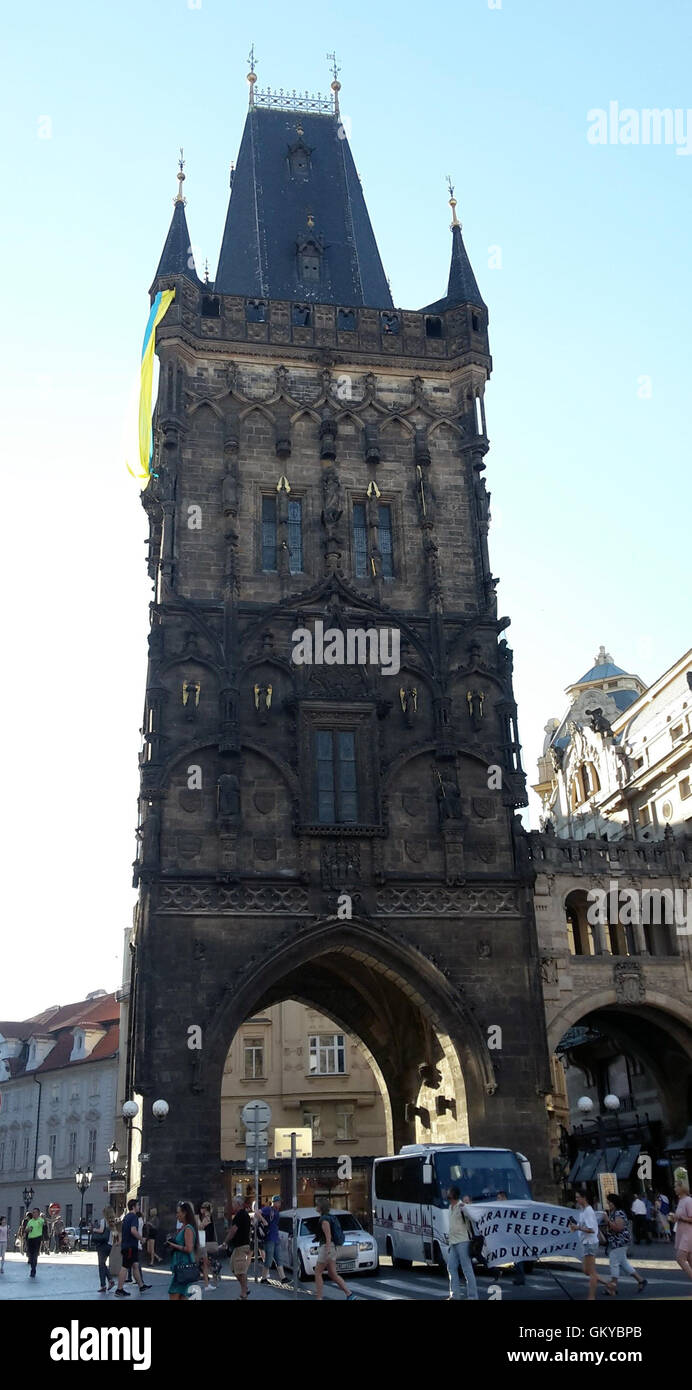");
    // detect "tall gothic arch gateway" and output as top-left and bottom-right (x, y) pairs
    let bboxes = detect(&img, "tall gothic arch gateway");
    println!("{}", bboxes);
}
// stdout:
(128, 78), (554, 1213)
